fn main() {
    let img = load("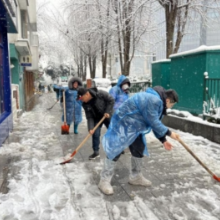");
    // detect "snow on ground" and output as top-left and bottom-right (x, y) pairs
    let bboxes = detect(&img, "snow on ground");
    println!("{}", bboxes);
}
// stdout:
(0, 94), (220, 220)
